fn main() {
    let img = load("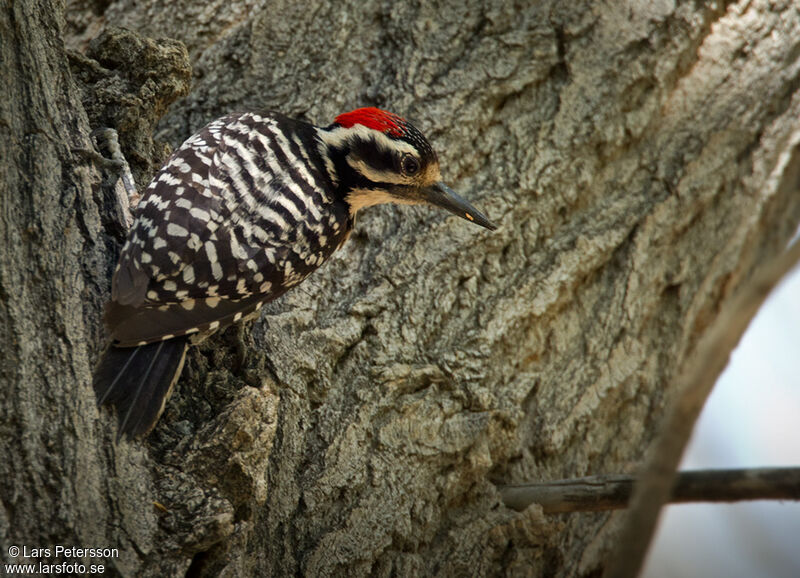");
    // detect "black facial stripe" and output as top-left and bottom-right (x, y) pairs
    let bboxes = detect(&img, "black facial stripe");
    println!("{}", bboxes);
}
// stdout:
(356, 137), (400, 174)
